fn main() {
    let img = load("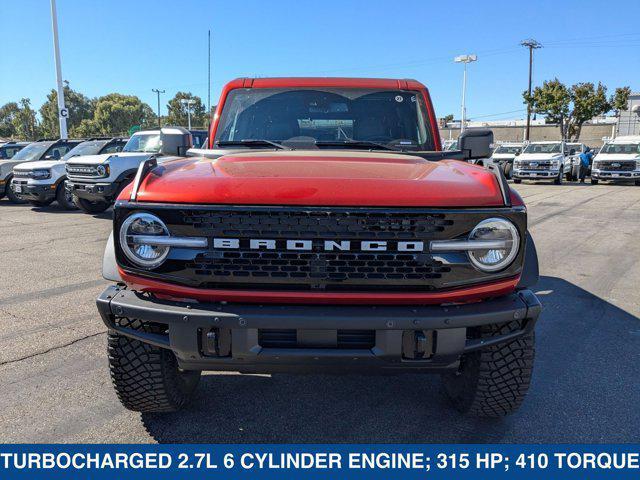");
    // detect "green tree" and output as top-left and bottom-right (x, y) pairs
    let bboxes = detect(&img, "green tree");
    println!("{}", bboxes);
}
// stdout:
(166, 92), (207, 128)
(39, 81), (94, 137)
(0, 102), (20, 138)
(0, 99), (41, 140)
(524, 79), (631, 140)
(73, 93), (156, 137)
